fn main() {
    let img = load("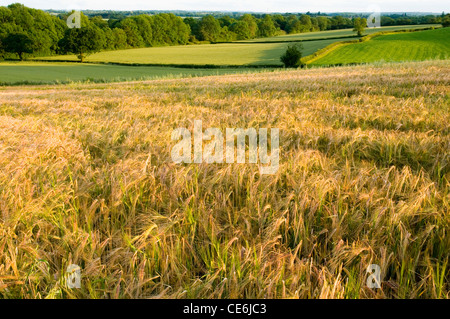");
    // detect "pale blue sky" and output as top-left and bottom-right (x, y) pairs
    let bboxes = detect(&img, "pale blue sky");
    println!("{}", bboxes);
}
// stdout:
(1, 0), (448, 12)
